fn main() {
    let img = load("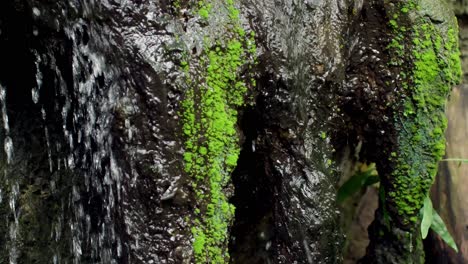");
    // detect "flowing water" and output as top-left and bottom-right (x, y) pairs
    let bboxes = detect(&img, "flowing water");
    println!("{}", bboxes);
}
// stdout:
(0, 83), (18, 264)
(0, 1), (128, 262)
